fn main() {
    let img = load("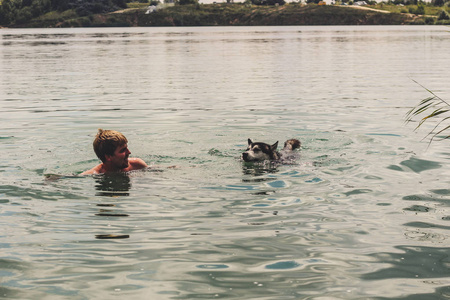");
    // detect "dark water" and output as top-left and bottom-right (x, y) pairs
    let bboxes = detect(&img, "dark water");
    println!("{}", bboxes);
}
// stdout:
(0, 26), (449, 299)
